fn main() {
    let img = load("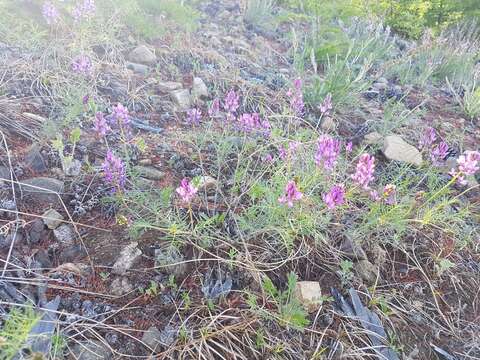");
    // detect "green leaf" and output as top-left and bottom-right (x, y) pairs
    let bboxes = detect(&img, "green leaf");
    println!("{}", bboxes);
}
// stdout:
(262, 276), (278, 299)
(69, 127), (81, 144)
